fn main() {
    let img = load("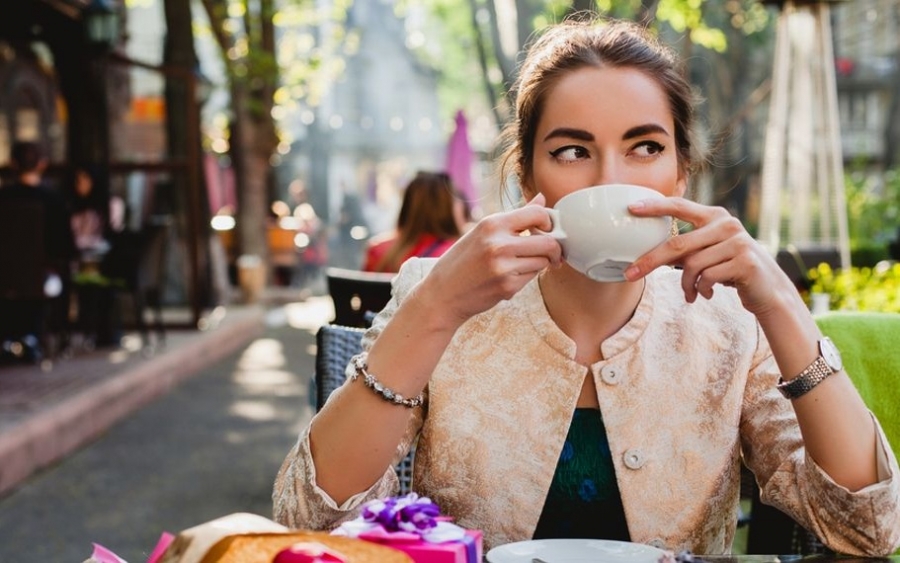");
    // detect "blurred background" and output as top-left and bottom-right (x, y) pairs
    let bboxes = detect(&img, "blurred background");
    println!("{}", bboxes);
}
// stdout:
(0, 0), (898, 330)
